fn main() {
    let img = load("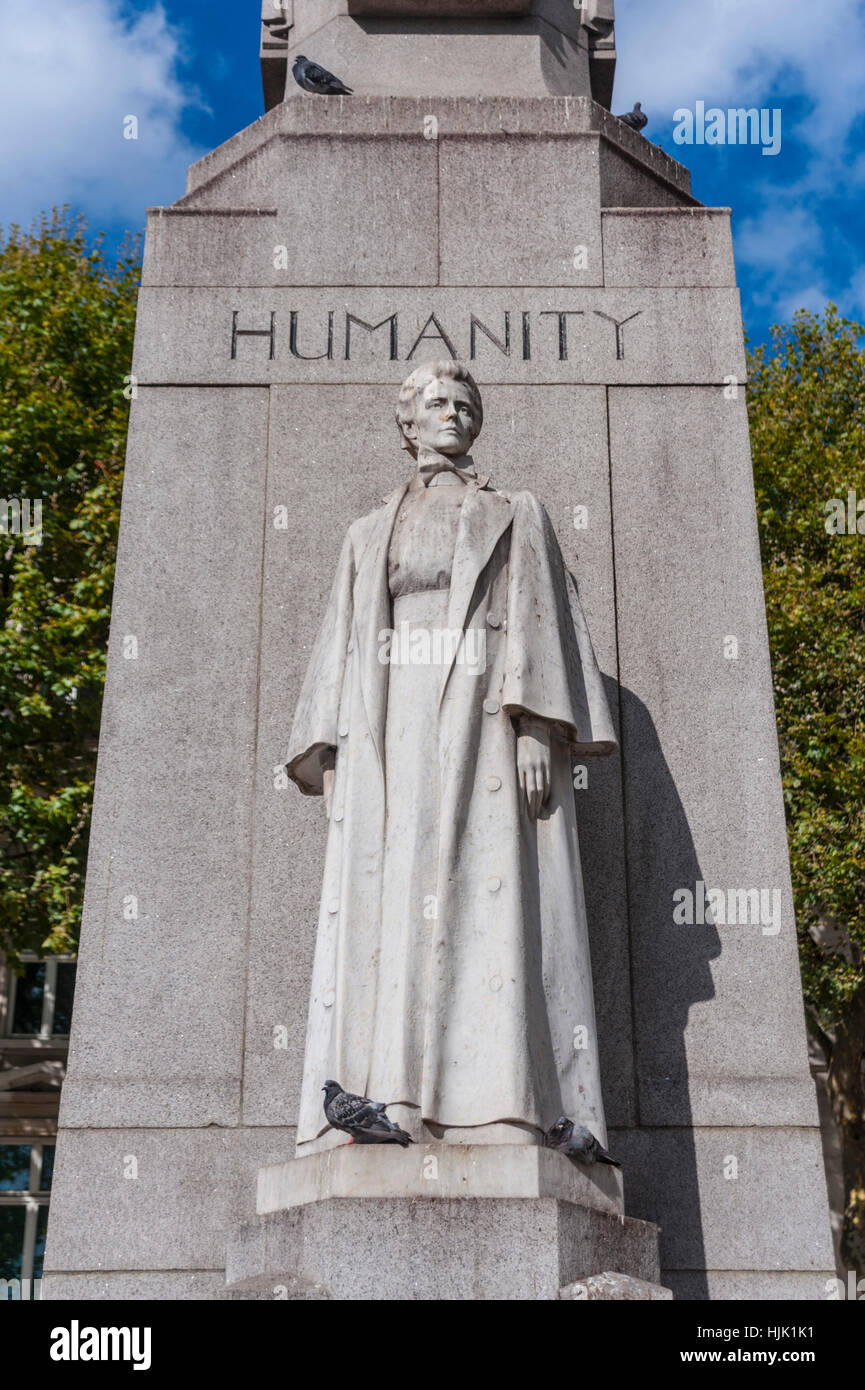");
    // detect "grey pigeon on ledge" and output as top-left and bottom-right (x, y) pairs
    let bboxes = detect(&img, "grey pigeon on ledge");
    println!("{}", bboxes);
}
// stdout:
(617, 102), (648, 133)
(292, 55), (353, 96)
(322, 1080), (413, 1146)
(543, 1116), (621, 1167)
